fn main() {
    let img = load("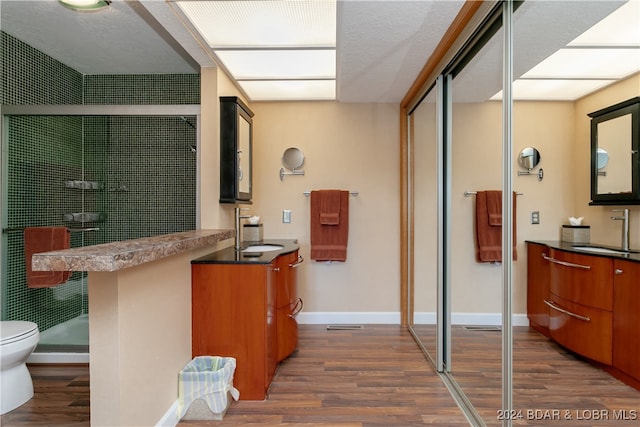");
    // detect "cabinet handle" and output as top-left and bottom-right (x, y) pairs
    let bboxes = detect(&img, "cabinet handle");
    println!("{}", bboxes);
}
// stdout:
(615, 268), (623, 275)
(273, 267), (280, 272)
(542, 253), (590, 270)
(289, 255), (304, 268)
(289, 298), (304, 318)
(544, 299), (591, 322)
